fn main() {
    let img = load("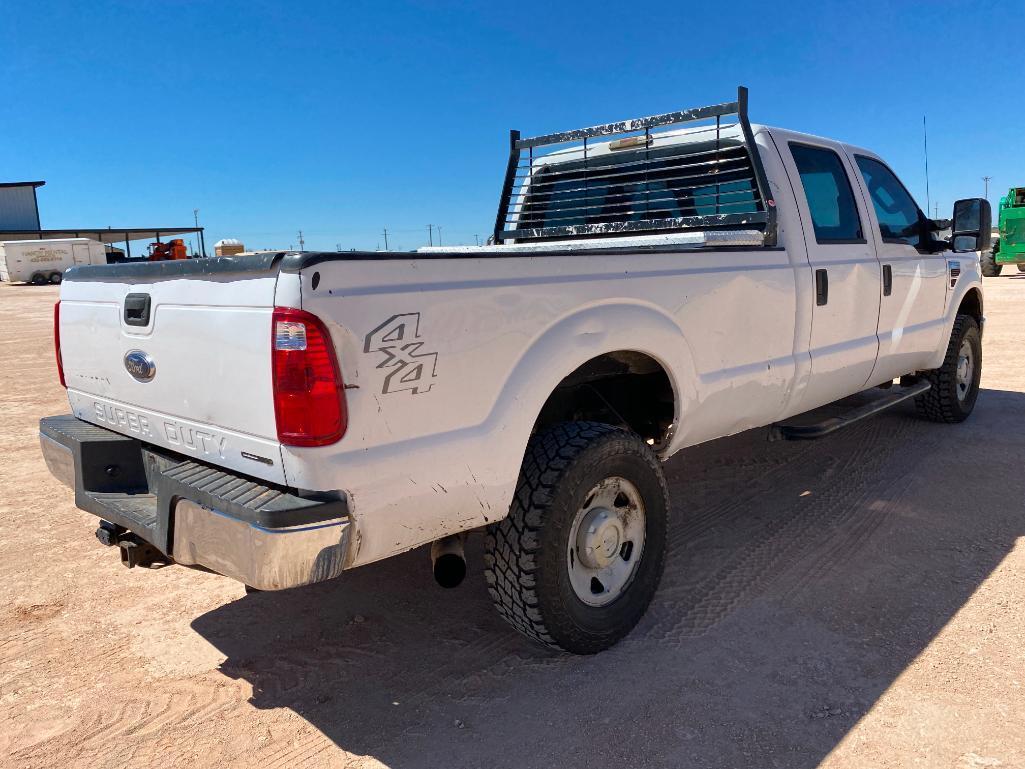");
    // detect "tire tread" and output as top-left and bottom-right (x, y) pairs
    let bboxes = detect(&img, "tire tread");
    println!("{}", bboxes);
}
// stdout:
(483, 422), (666, 652)
(914, 314), (980, 423)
